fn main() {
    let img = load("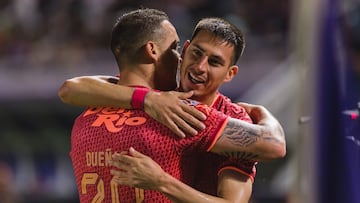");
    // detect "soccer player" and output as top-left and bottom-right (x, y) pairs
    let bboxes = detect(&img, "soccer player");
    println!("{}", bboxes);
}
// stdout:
(61, 9), (286, 203)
